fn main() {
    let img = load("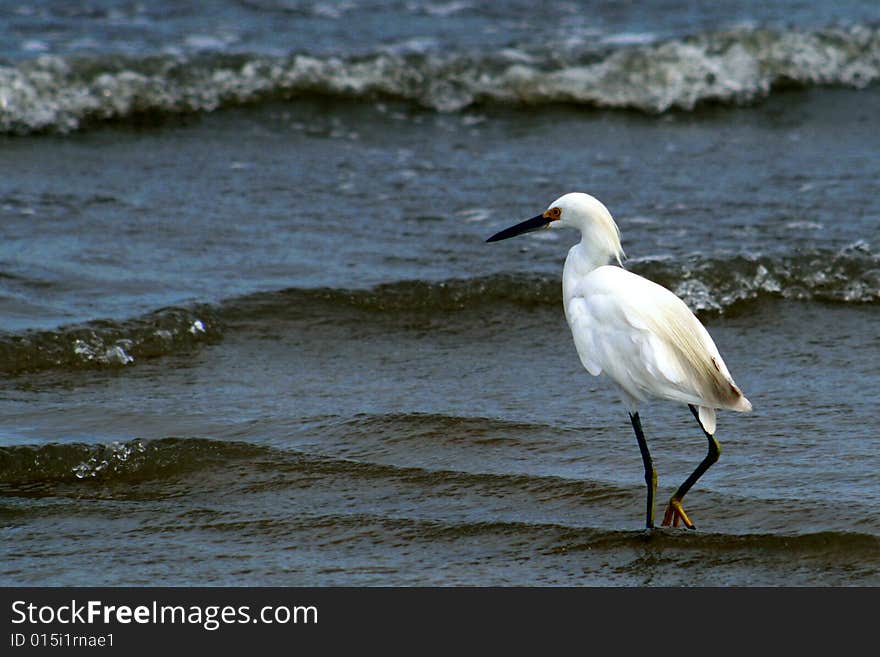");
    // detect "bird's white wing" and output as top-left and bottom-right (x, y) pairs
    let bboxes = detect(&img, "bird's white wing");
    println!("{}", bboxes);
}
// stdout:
(565, 266), (750, 418)
(566, 267), (689, 397)
(565, 286), (677, 401)
(564, 296), (604, 376)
